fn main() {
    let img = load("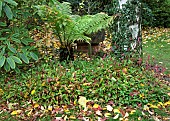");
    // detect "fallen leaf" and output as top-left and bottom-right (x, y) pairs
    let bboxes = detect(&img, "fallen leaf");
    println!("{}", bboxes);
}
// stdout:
(78, 96), (88, 111)
(164, 101), (170, 106)
(167, 92), (170, 96)
(11, 111), (18, 115)
(106, 105), (113, 111)
(48, 105), (52, 111)
(31, 89), (35, 95)
(69, 115), (76, 119)
(11, 110), (22, 115)
(122, 68), (128, 74)
(153, 116), (160, 121)
(149, 104), (158, 109)
(130, 110), (136, 114)
(27, 109), (33, 116)
(143, 105), (149, 110)
(96, 110), (102, 116)
(114, 109), (120, 113)
(104, 113), (111, 117)
(140, 83), (144, 86)
(124, 112), (129, 118)
(34, 103), (39, 108)
(41, 82), (46, 86)
(113, 114), (119, 119)
(93, 104), (100, 109)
